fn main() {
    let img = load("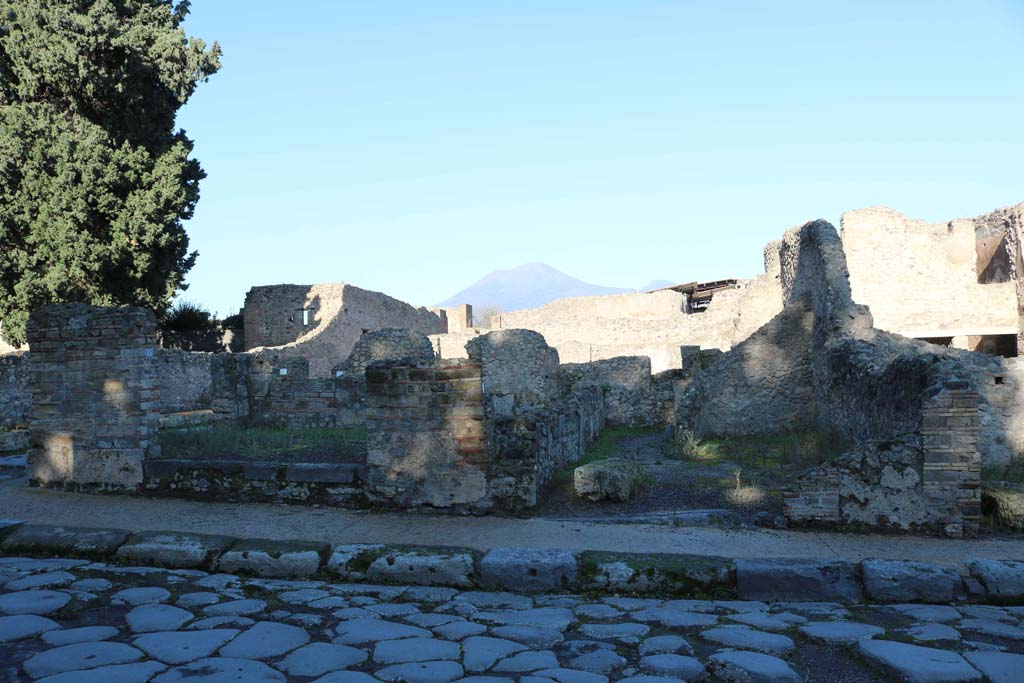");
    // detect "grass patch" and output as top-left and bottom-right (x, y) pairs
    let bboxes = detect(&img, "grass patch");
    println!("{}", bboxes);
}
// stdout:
(675, 429), (847, 493)
(983, 461), (1024, 484)
(549, 426), (661, 487)
(159, 424), (367, 463)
